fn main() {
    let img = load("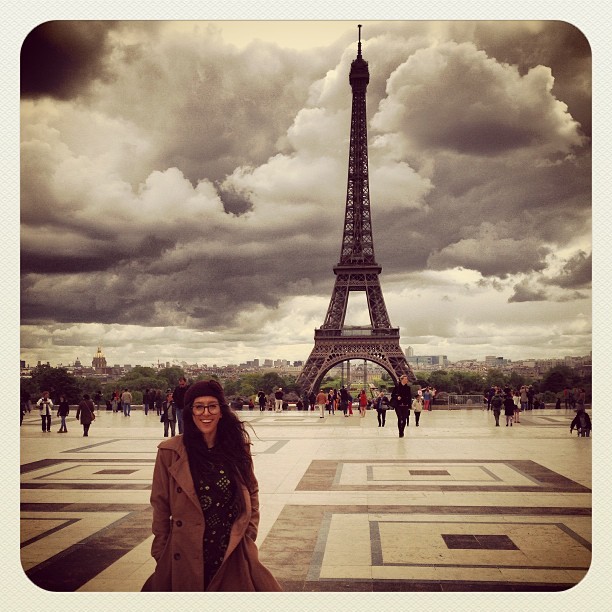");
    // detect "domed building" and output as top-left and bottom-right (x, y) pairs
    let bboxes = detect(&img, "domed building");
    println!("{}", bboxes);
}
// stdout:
(92, 346), (107, 370)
